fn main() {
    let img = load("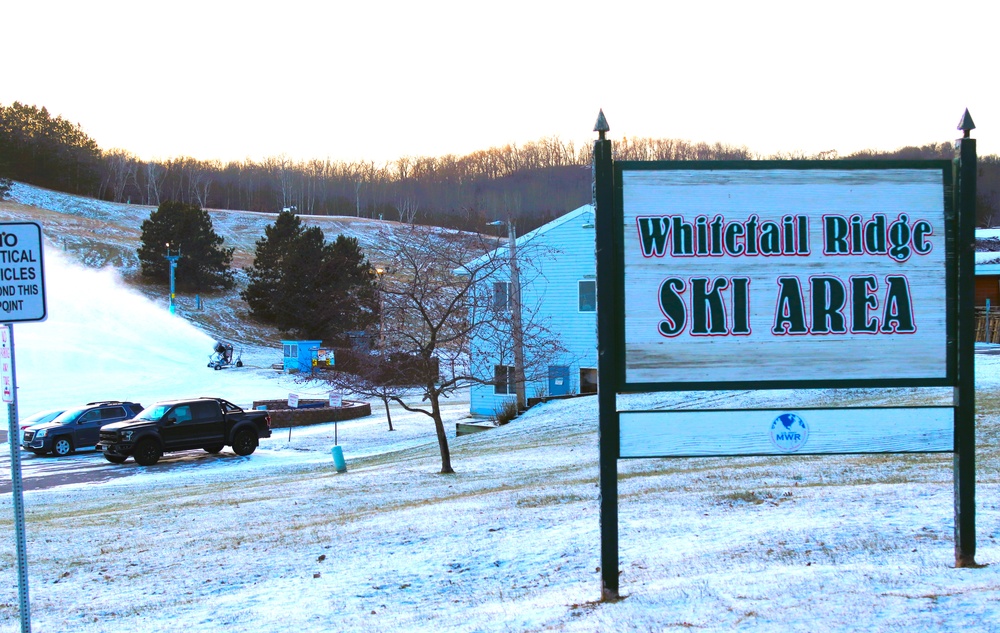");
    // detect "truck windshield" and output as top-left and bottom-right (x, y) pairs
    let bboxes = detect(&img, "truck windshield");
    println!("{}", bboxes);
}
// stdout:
(136, 404), (173, 421)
